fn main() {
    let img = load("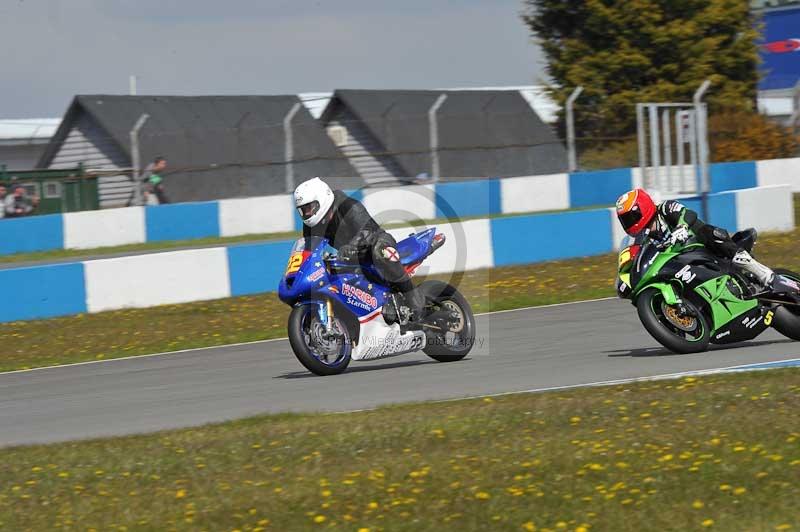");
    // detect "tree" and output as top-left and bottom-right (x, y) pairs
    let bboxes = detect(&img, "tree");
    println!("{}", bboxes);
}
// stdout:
(522, 0), (760, 140)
